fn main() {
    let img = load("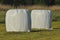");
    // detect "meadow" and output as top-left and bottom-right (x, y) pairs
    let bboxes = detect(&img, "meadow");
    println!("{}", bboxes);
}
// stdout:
(0, 8), (60, 40)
